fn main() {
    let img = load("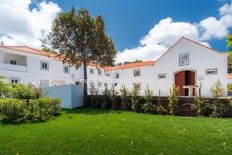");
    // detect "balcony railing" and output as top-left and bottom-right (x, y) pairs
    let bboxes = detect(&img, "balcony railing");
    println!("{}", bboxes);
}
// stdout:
(1, 63), (27, 72)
